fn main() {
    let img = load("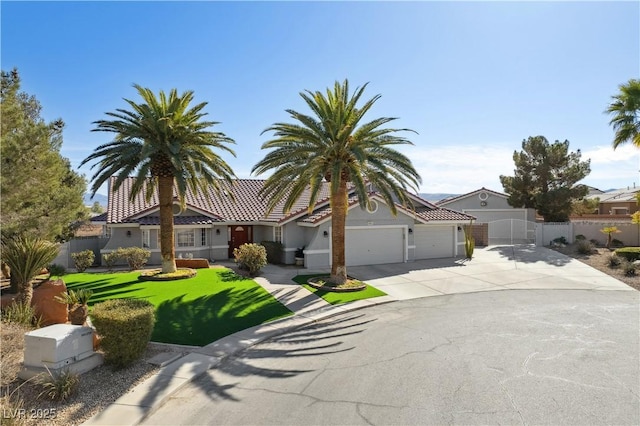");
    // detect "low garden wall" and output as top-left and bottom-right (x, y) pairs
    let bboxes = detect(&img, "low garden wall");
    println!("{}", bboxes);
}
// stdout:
(175, 258), (210, 269)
